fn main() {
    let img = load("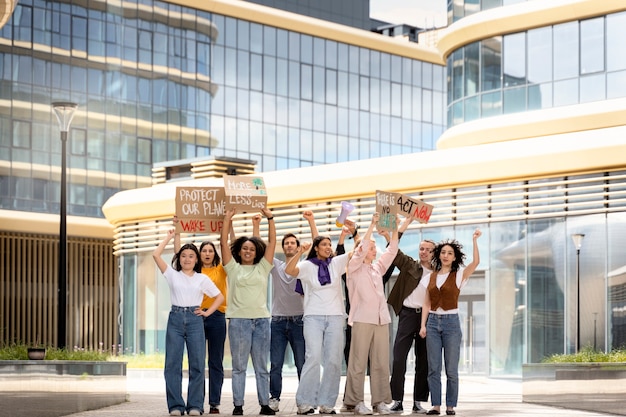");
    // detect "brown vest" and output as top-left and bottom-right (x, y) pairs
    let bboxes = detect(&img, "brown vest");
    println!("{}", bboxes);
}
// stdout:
(428, 271), (460, 311)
